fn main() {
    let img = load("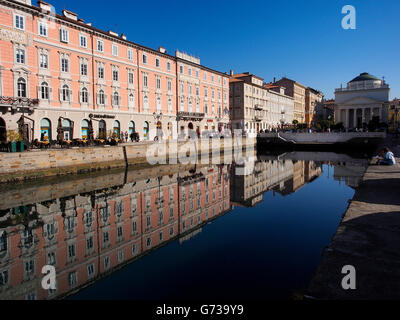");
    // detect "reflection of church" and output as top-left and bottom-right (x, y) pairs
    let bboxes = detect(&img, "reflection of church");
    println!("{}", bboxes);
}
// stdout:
(0, 164), (231, 300)
(333, 162), (367, 189)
